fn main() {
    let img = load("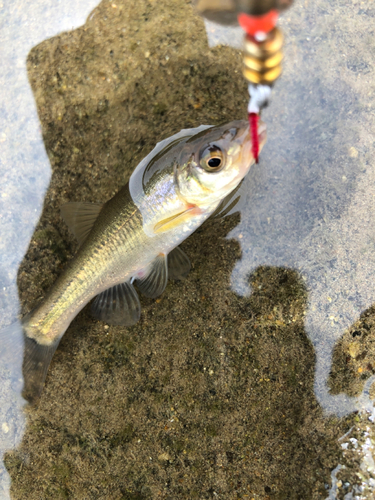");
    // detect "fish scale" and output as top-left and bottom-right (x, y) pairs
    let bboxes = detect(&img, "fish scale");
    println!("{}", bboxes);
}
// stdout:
(26, 187), (145, 343)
